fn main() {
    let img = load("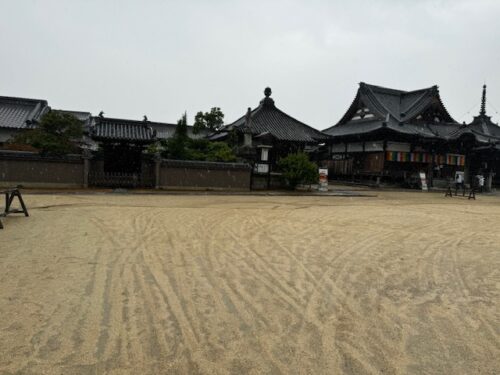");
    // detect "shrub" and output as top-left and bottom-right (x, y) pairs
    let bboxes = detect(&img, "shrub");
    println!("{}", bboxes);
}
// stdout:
(205, 142), (236, 162)
(278, 152), (319, 189)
